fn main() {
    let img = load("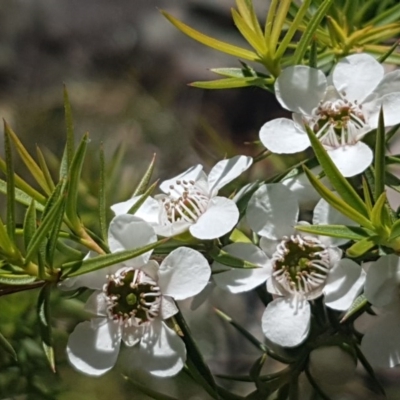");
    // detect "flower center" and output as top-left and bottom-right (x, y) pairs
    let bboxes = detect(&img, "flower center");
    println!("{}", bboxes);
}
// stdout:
(104, 268), (161, 326)
(272, 235), (331, 295)
(161, 180), (209, 224)
(312, 94), (368, 149)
